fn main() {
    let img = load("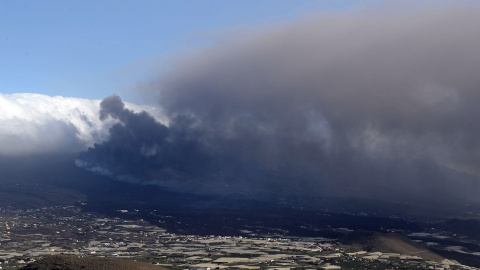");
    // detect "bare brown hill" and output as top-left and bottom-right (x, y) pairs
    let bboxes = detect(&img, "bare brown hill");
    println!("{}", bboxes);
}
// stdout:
(20, 255), (167, 270)
(340, 230), (444, 262)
